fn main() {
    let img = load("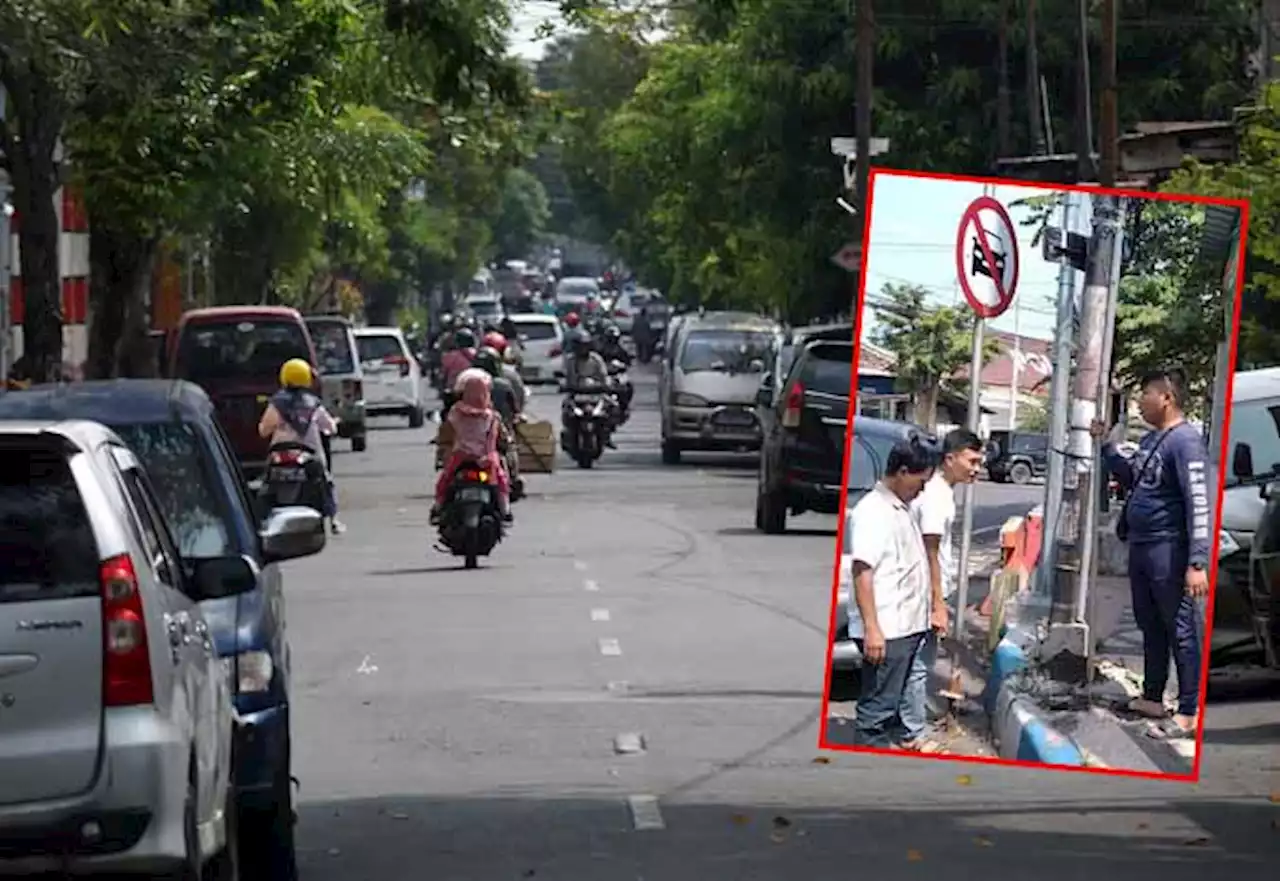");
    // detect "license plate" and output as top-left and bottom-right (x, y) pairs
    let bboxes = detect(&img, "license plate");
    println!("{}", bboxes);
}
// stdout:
(270, 468), (305, 482)
(457, 486), (488, 502)
(713, 409), (754, 427)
